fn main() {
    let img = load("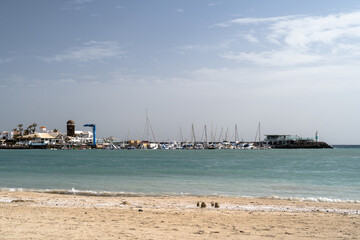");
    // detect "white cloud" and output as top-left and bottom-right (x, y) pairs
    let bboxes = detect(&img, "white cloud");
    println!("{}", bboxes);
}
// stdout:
(243, 34), (259, 44)
(217, 16), (296, 27)
(70, 0), (93, 4)
(44, 41), (123, 63)
(179, 44), (221, 52)
(60, 0), (94, 11)
(59, 78), (76, 83)
(217, 11), (360, 66)
(0, 57), (16, 64)
(268, 12), (360, 49)
(208, 2), (222, 7)
(222, 49), (324, 66)
(176, 8), (184, 13)
(178, 39), (235, 54)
